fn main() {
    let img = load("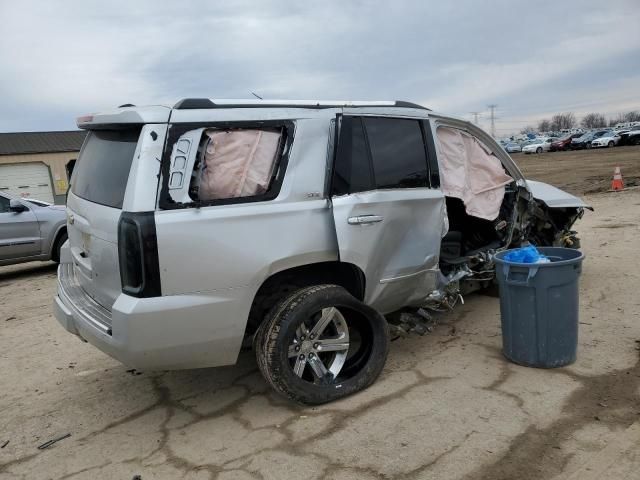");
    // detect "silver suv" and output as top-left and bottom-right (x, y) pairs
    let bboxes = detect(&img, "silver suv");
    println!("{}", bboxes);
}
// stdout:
(0, 192), (67, 266)
(54, 99), (589, 404)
